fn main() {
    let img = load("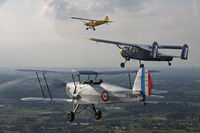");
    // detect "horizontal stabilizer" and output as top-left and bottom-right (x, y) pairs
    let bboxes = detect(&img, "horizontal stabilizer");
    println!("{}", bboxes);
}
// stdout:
(148, 95), (165, 100)
(151, 90), (168, 94)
